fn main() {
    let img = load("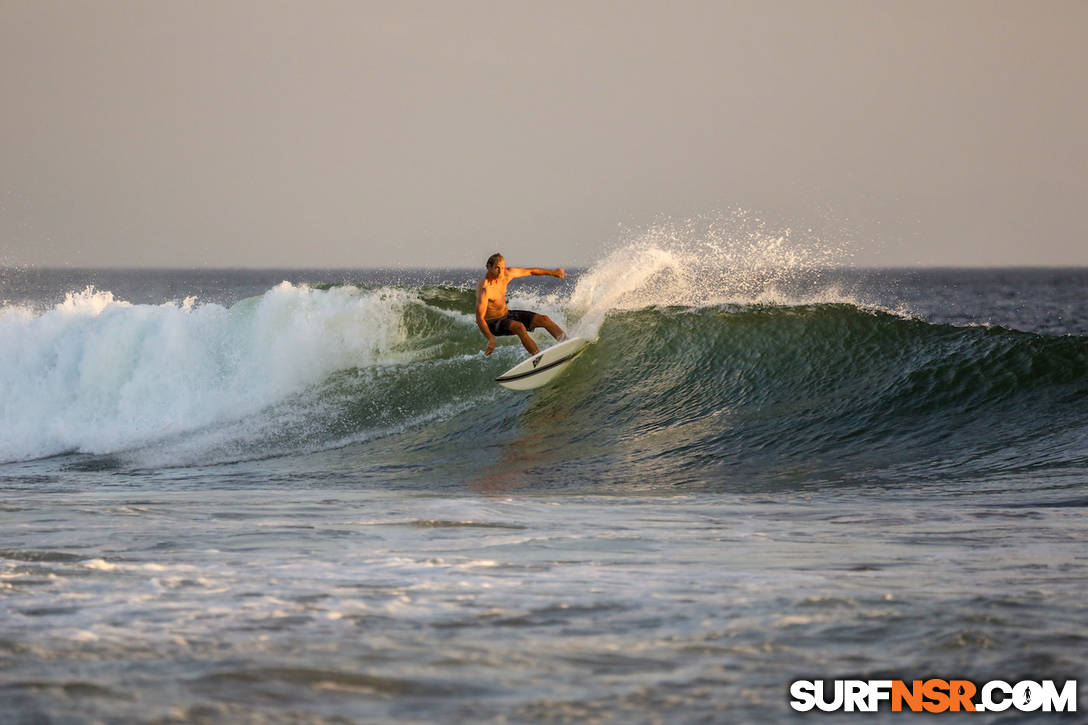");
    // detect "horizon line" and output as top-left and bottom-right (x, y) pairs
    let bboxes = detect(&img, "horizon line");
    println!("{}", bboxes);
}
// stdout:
(4, 263), (1088, 273)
